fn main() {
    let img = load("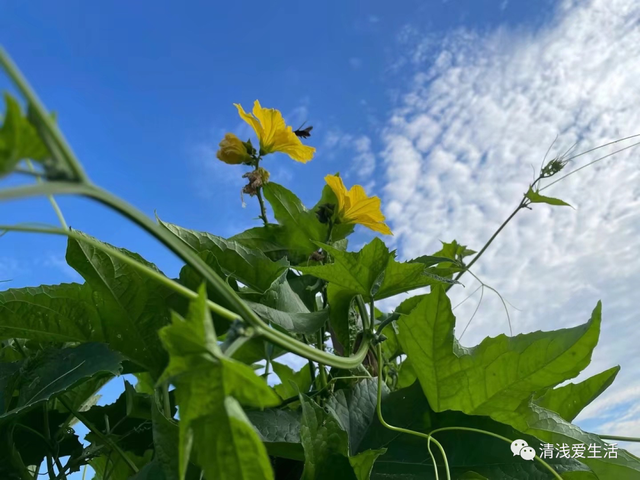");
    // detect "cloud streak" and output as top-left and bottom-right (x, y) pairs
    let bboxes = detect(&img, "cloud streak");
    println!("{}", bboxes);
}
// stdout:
(381, 0), (640, 451)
